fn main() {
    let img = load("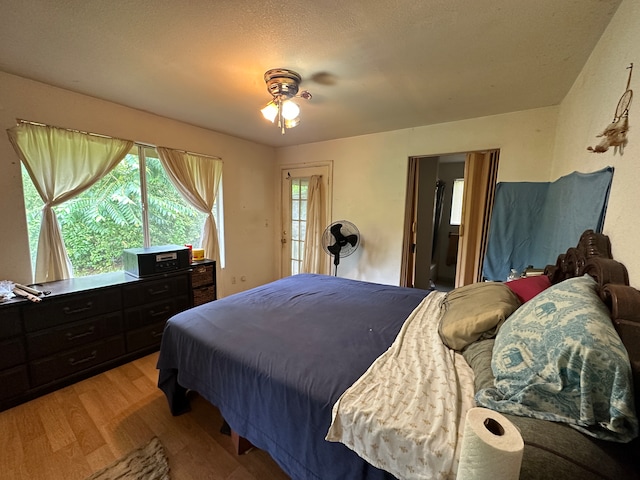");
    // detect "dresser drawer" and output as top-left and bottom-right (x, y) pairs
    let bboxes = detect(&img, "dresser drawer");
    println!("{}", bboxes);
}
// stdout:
(122, 274), (189, 308)
(126, 321), (166, 352)
(0, 305), (22, 339)
(0, 337), (26, 370)
(0, 365), (29, 402)
(124, 296), (183, 330)
(26, 311), (123, 360)
(23, 288), (122, 332)
(193, 285), (216, 306)
(29, 335), (126, 387)
(191, 264), (214, 288)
